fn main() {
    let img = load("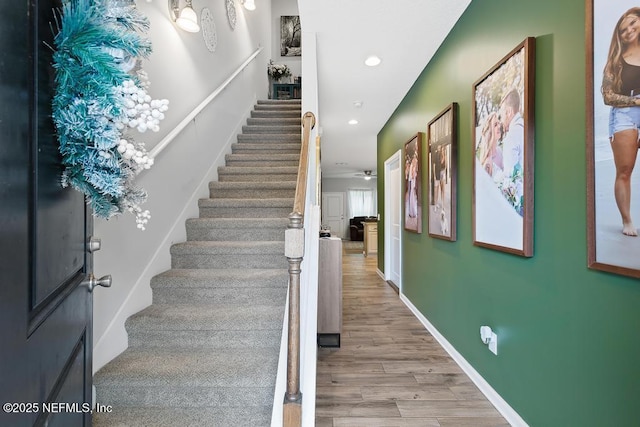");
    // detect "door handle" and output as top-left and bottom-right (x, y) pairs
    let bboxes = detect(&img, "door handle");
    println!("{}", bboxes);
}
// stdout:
(82, 274), (112, 292)
(87, 237), (102, 253)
